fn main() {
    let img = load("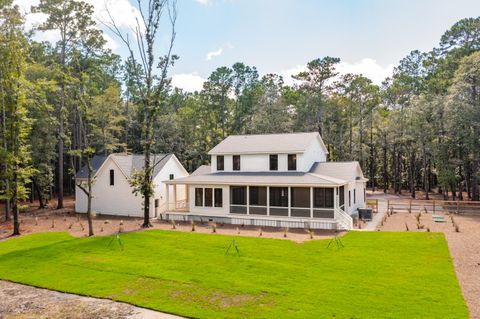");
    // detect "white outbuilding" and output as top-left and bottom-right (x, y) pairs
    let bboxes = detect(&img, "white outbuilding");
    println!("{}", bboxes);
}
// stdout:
(75, 153), (189, 217)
